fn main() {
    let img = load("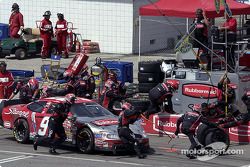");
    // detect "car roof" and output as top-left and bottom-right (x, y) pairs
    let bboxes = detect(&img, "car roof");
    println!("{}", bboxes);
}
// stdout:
(40, 96), (93, 104)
